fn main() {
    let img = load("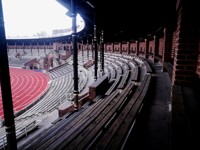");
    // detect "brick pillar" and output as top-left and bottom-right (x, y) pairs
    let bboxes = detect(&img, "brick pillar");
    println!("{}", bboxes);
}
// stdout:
(162, 28), (173, 63)
(127, 42), (130, 54)
(153, 35), (159, 62)
(197, 46), (200, 77)
(112, 43), (114, 53)
(119, 42), (122, 54)
(172, 0), (199, 86)
(136, 40), (139, 56)
(144, 39), (149, 58)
